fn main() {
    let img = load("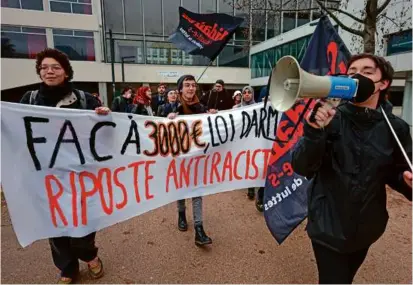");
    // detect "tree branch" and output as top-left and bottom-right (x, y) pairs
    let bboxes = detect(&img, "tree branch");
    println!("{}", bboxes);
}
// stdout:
(328, 7), (364, 23)
(315, 0), (364, 36)
(377, 0), (392, 15)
